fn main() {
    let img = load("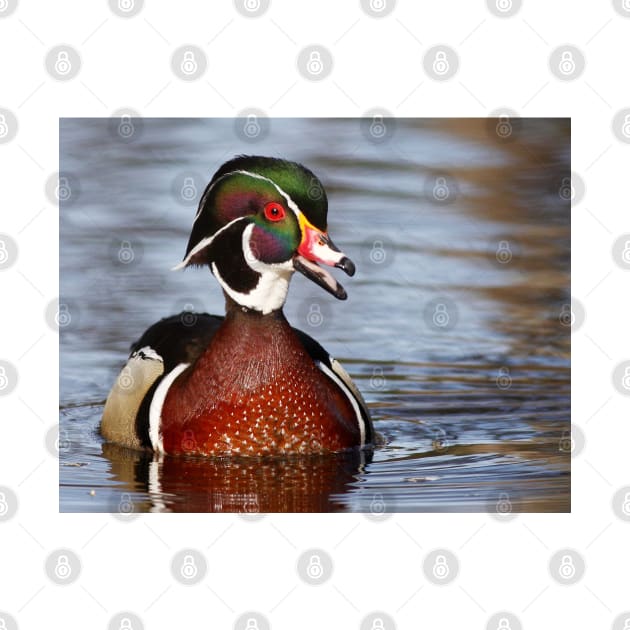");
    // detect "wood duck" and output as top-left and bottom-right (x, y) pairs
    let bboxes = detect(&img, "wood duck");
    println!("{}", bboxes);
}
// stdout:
(101, 156), (374, 457)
